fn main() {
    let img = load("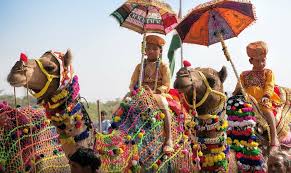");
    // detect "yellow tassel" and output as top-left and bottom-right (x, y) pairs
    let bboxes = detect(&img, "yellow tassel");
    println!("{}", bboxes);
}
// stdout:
(159, 113), (165, 119)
